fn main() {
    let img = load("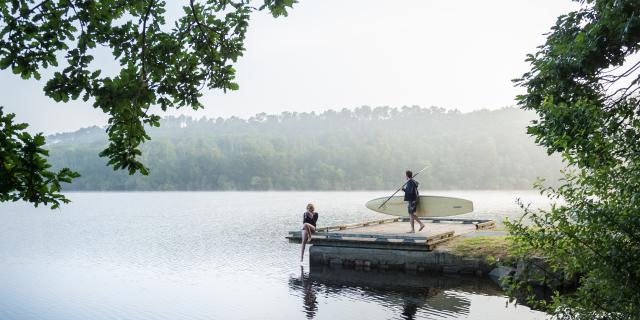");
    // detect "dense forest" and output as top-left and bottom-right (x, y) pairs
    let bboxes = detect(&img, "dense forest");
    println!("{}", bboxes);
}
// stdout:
(47, 106), (564, 190)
